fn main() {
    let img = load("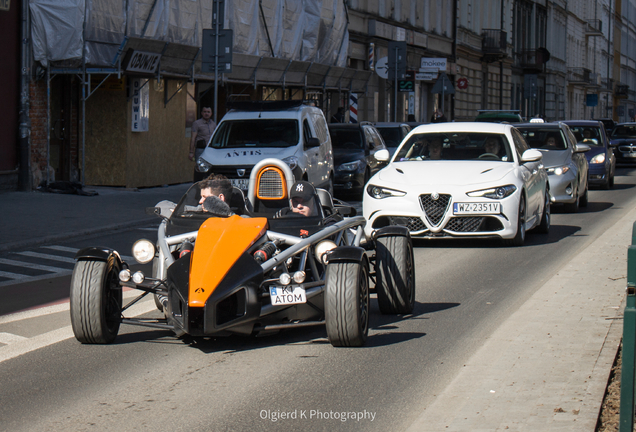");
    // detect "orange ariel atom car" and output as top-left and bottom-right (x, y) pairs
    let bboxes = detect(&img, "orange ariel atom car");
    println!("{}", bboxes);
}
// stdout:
(69, 159), (415, 347)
